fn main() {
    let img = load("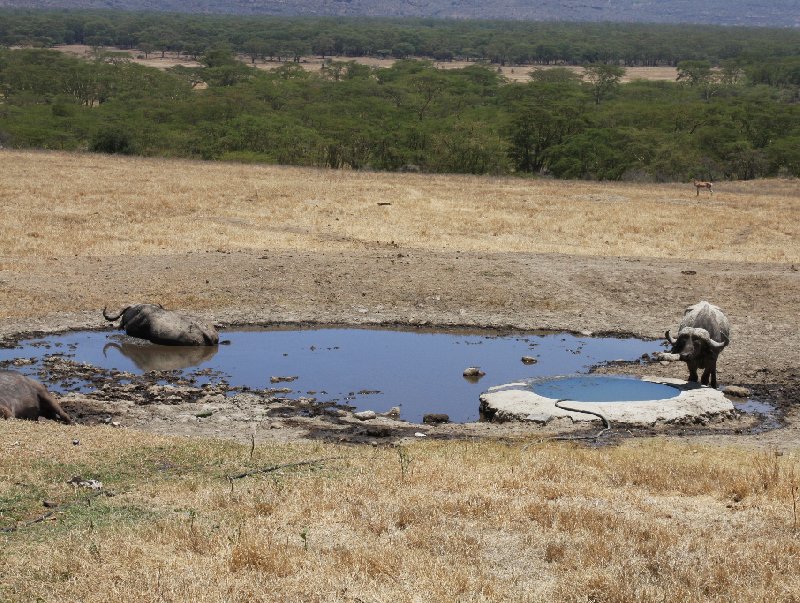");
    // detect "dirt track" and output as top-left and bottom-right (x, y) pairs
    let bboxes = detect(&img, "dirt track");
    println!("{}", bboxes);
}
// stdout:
(2, 248), (799, 448)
